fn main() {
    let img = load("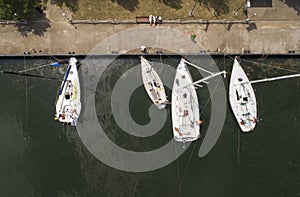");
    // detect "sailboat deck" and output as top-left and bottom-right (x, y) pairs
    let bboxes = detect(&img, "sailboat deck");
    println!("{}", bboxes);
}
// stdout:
(229, 59), (257, 132)
(54, 58), (81, 126)
(141, 57), (167, 109)
(172, 59), (200, 142)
